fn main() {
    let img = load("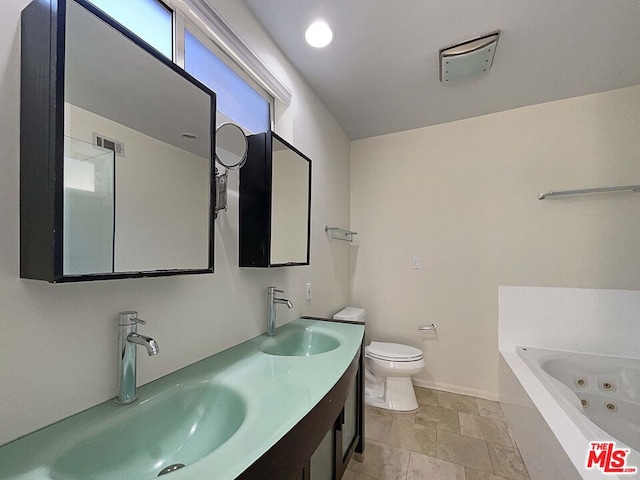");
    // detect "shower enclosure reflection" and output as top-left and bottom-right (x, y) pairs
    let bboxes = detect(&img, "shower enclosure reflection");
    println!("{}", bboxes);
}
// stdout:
(63, 137), (115, 274)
